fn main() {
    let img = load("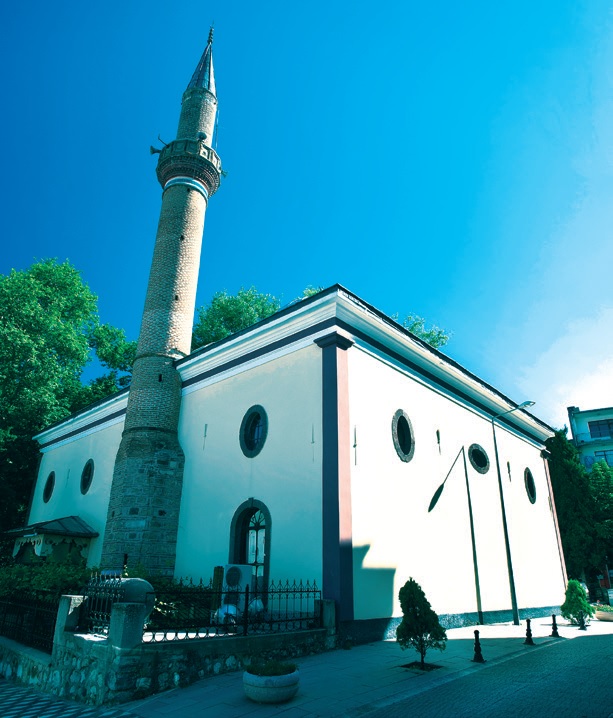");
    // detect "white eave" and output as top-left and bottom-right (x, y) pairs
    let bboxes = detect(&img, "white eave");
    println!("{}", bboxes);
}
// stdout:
(34, 390), (128, 447)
